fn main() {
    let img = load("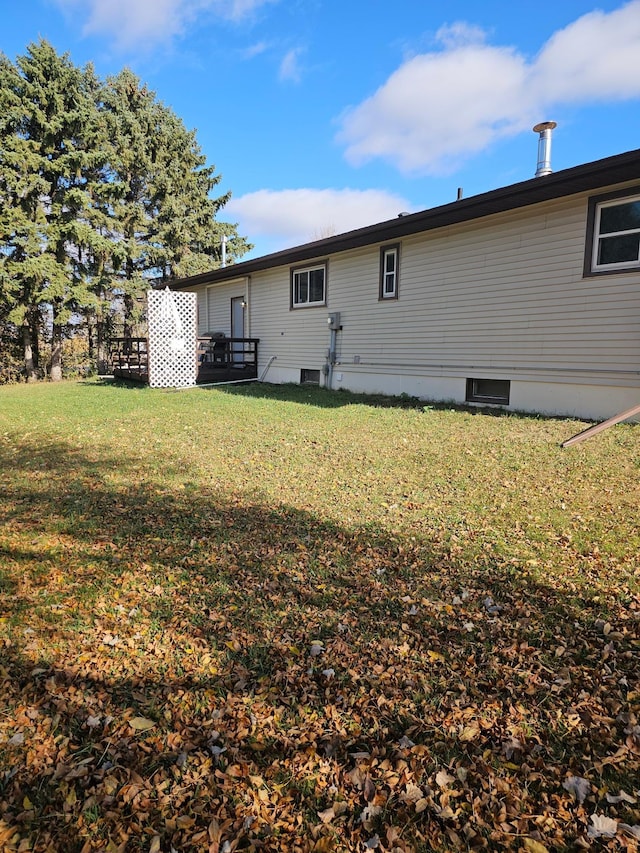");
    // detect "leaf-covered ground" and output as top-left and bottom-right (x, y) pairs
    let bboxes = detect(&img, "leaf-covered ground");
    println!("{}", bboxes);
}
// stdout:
(0, 380), (638, 853)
